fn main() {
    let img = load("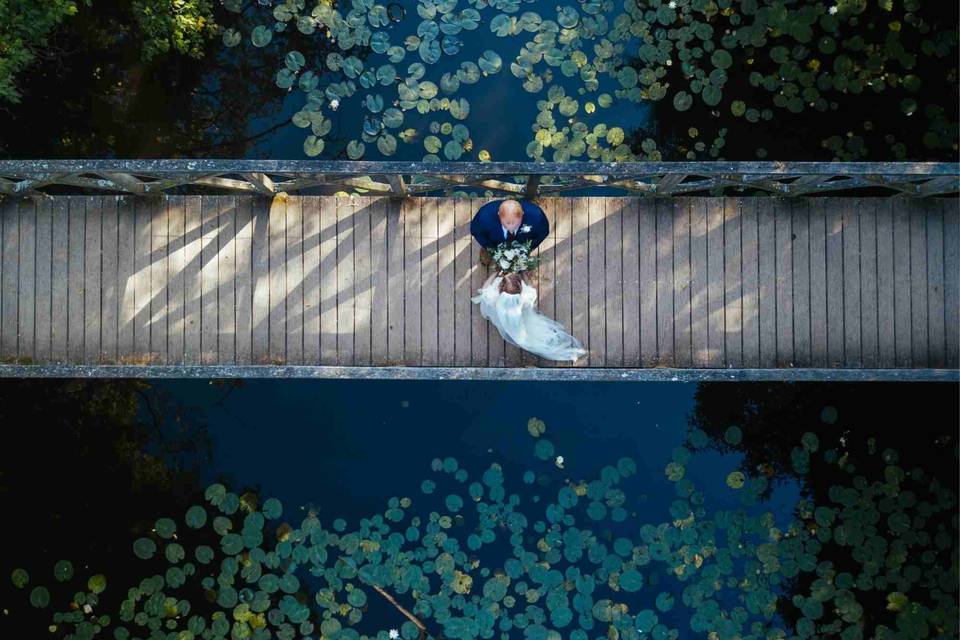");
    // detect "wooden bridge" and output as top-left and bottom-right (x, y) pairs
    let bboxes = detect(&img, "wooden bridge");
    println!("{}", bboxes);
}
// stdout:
(0, 161), (957, 380)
